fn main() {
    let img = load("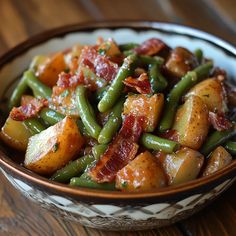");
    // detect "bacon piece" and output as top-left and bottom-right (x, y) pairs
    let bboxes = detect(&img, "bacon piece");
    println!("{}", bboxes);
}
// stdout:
(133, 38), (166, 56)
(159, 129), (179, 142)
(78, 46), (119, 82)
(123, 73), (152, 94)
(209, 112), (232, 131)
(56, 46), (118, 90)
(10, 98), (48, 121)
(89, 115), (144, 183)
